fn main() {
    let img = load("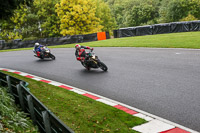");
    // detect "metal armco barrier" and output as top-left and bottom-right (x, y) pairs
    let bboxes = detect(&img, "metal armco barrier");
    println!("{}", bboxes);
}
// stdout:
(0, 72), (74, 133)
